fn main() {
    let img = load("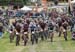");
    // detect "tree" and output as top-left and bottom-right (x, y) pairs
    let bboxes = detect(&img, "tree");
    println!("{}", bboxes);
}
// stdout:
(0, 0), (29, 6)
(0, 0), (9, 5)
(54, 0), (58, 5)
(23, 0), (29, 5)
(10, 0), (24, 5)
